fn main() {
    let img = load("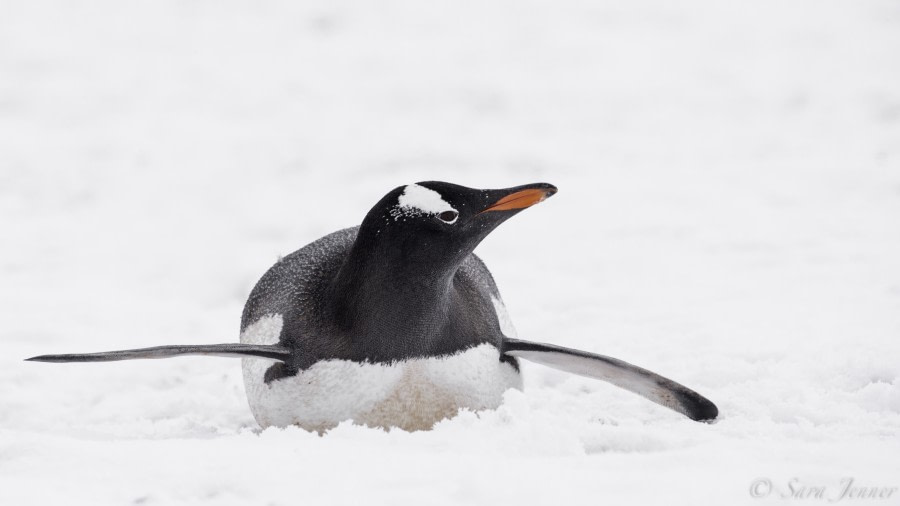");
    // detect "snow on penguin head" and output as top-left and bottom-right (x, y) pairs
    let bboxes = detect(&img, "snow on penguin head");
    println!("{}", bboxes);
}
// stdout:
(392, 184), (459, 223)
